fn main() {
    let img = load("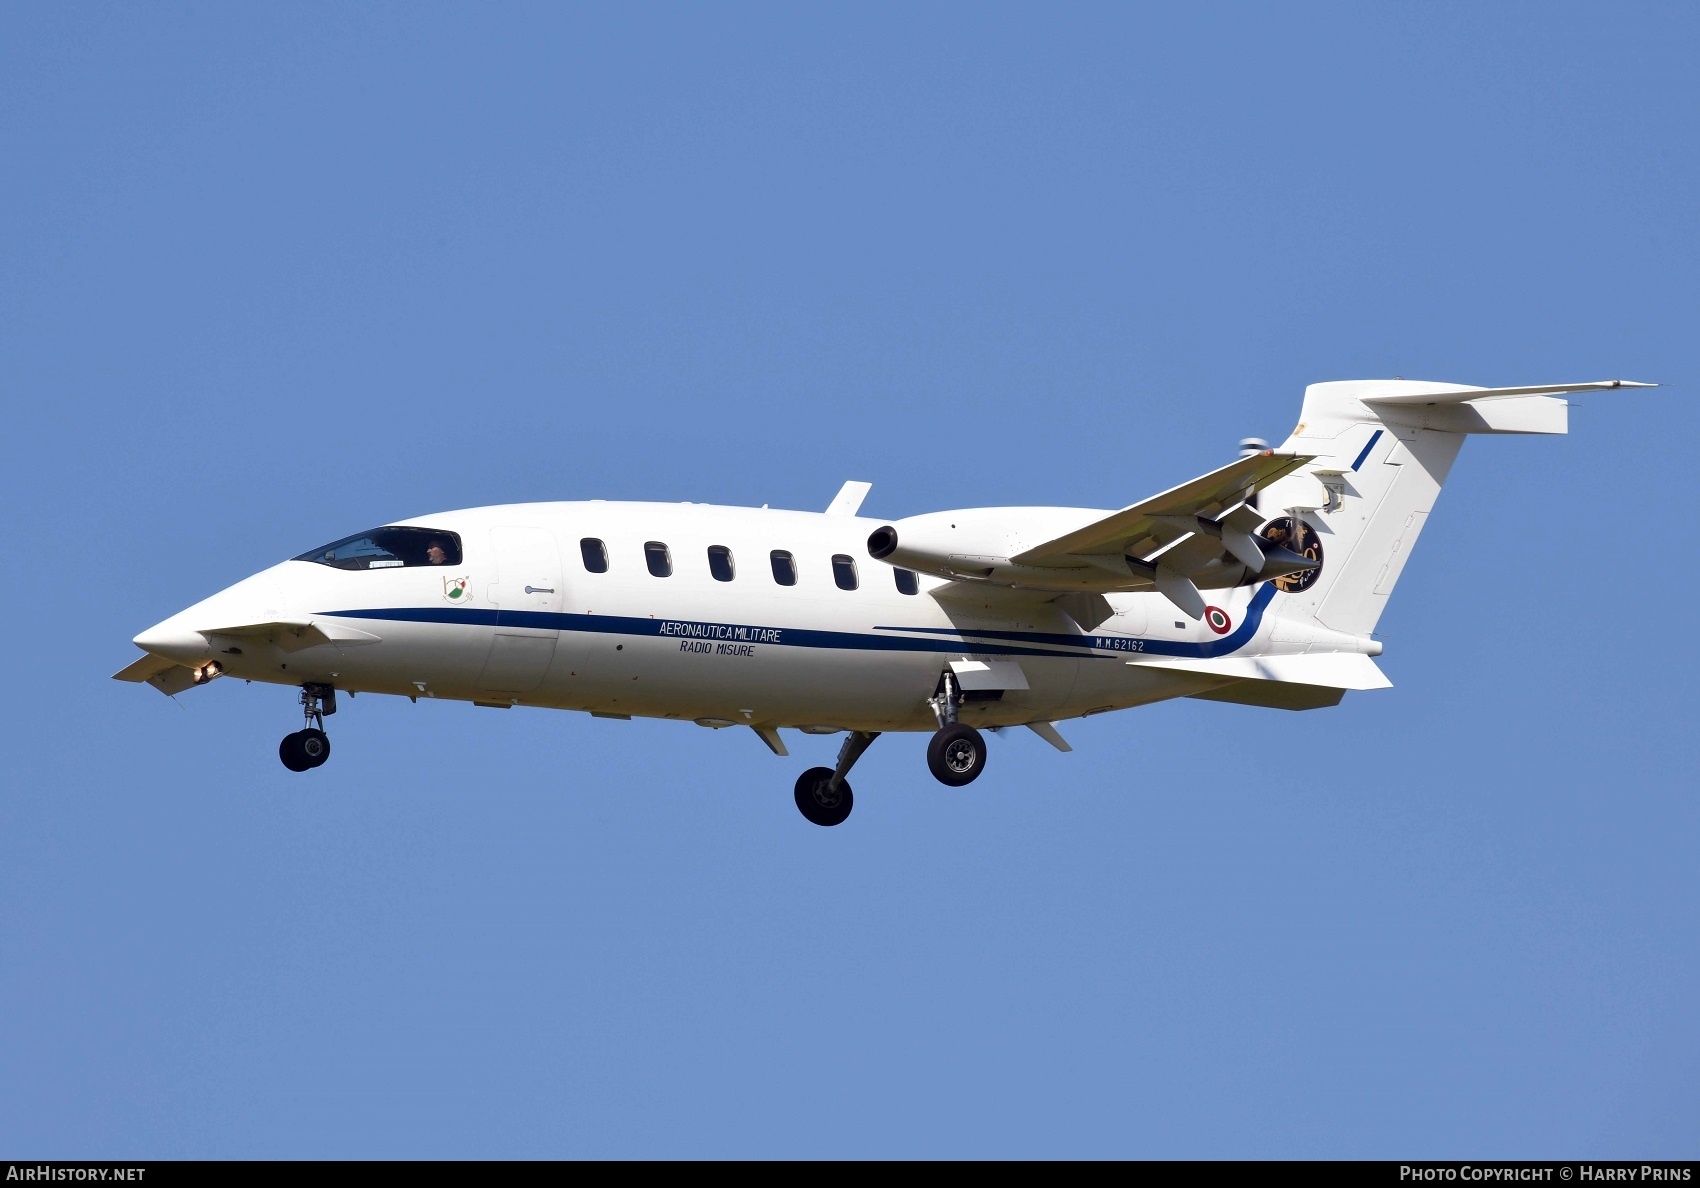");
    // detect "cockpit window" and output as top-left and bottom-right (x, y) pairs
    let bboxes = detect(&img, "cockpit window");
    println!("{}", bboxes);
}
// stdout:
(293, 527), (463, 571)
